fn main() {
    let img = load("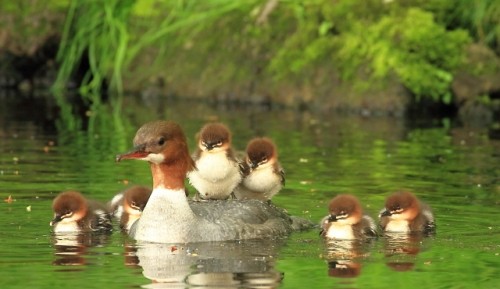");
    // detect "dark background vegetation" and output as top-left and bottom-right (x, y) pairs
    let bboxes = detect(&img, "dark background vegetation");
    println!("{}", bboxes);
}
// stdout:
(0, 0), (499, 120)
